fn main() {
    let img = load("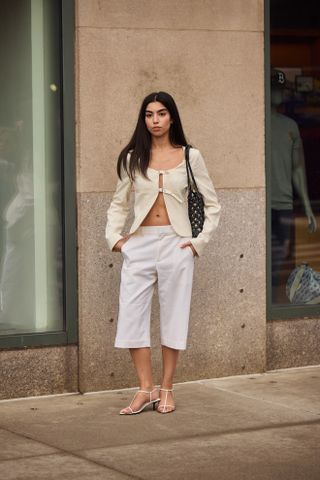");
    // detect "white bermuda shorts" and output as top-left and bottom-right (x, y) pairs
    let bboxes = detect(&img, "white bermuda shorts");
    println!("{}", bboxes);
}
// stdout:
(115, 225), (195, 350)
